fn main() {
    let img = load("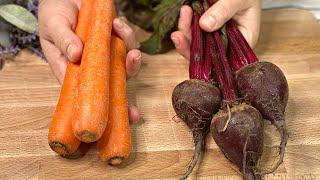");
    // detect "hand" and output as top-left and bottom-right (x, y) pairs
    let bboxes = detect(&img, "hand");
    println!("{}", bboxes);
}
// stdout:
(171, 0), (261, 59)
(38, 0), (141, 122)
